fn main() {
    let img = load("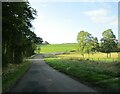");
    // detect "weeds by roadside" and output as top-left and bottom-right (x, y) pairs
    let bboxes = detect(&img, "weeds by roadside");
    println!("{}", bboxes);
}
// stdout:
(2, 61), (32, 92)
(44, 57), (120, 92)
